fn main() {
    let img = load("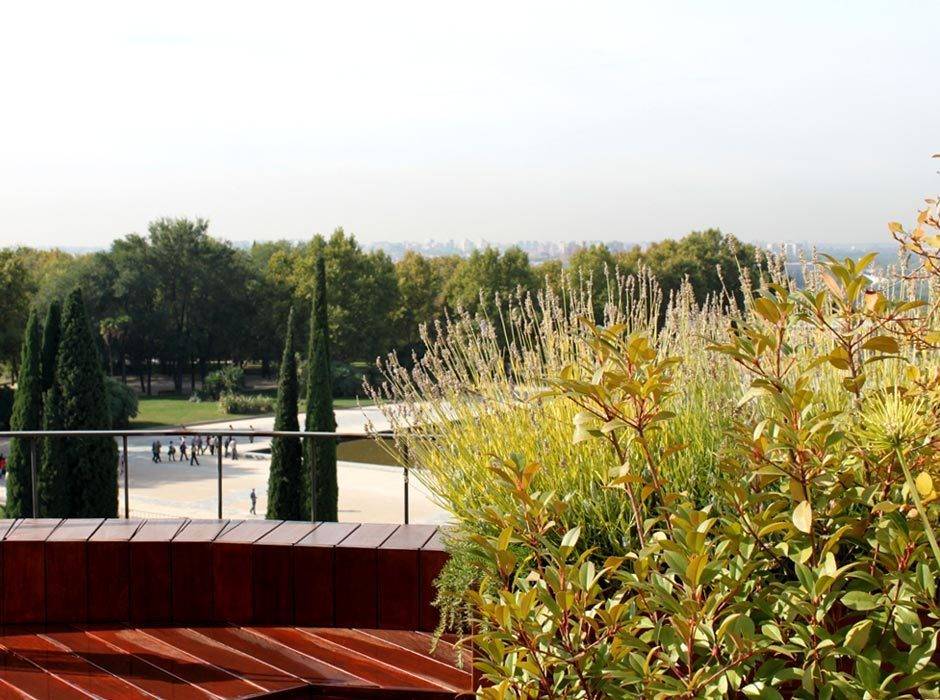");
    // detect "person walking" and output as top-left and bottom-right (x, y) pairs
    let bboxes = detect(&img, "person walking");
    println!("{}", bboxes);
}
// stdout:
(151, 440), (159, 463)
(208, 435), (215, 456)
(249, 488), (257, 515)
(167, 440), (176, 462)
(179, 437), (188, 462)
(224, 436), (231, 458)
(248, 425), (255, 444)
(154, 440), (162, 463)
(230, 438), (238, 461)
(189, 438), (200, 466)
